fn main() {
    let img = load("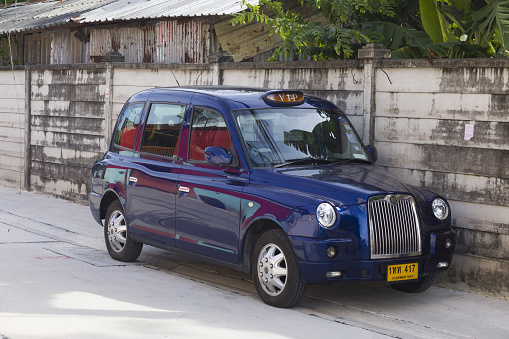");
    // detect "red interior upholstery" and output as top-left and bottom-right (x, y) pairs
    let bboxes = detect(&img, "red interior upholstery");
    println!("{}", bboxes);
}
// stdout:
(119, 126), (137, 149)
(189, 127), (230, 161)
